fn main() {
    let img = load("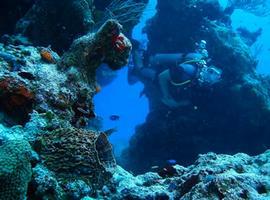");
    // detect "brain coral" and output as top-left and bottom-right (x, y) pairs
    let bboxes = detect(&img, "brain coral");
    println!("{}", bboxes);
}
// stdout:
(36, 128), (116, 188)
(0, 139), (32, 200)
